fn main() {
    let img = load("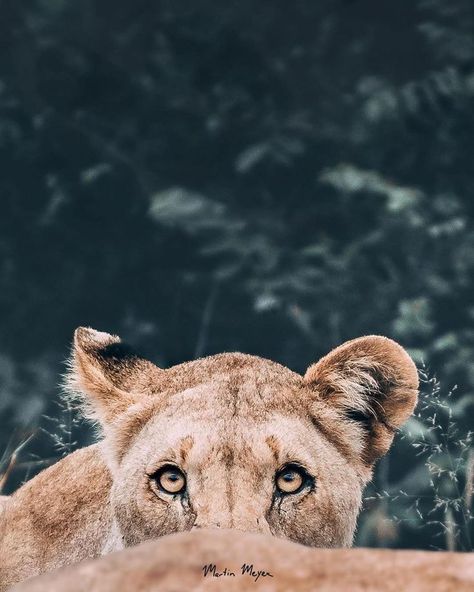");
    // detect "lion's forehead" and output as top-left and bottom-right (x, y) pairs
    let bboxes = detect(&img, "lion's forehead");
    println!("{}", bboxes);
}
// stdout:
(115, 369), (347, 472)
(162, 371), (308, 416)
